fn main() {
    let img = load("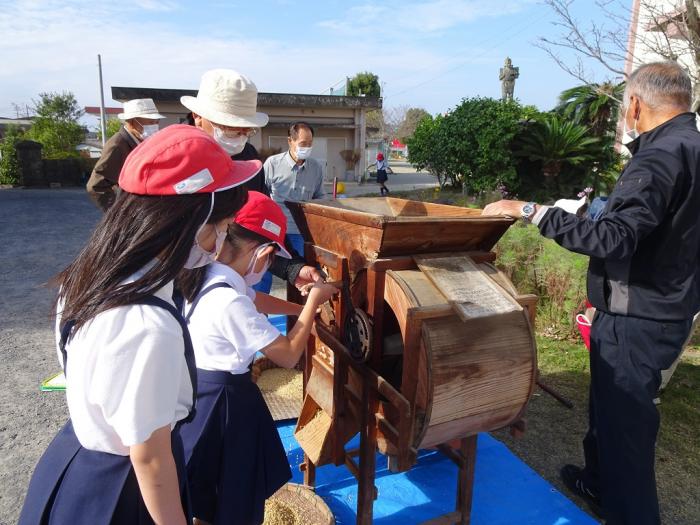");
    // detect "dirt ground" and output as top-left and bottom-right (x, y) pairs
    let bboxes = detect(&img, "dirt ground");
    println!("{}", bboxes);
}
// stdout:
(1, 188), (698, 524)
(0, 188), (99, 524)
